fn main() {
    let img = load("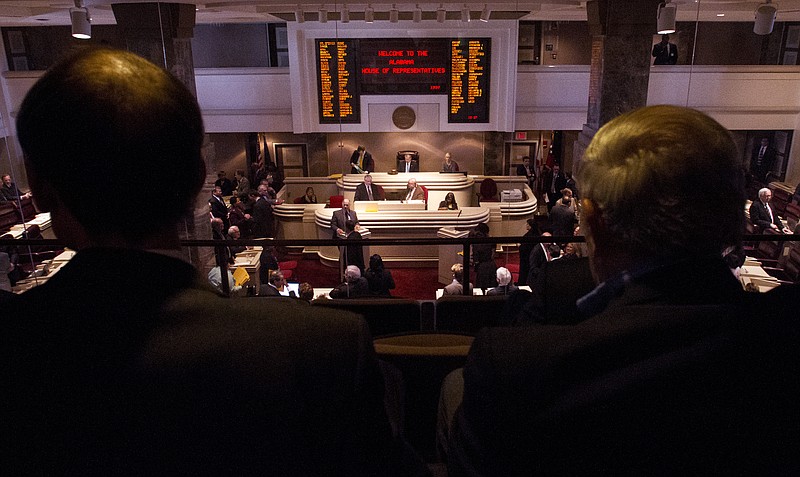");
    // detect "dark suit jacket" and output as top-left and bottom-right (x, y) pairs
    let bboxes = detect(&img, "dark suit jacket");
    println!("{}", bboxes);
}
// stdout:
(4, 248), (423, 476)
(517, 255), (595, 325)
(543, 170), (567, 207)
(448, 257), (799, 476)
(349, 150), (375, 174)
(329, 277), (371, 298)
(330, 208), (359, 238)
(652, 41), (677, 65)
(251, 196), (272, 238)
(354, 183), (385, 201)
(398, 160), (419, 173)
(749, 200), (782, 230)
(209, 195), (229, 228)
(0, 183), (23, 201)
(751, 146), (777, 181)
(549, 201), (576, 237)
(515, 165), (535, 188)
(526, 242), (549, 287)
